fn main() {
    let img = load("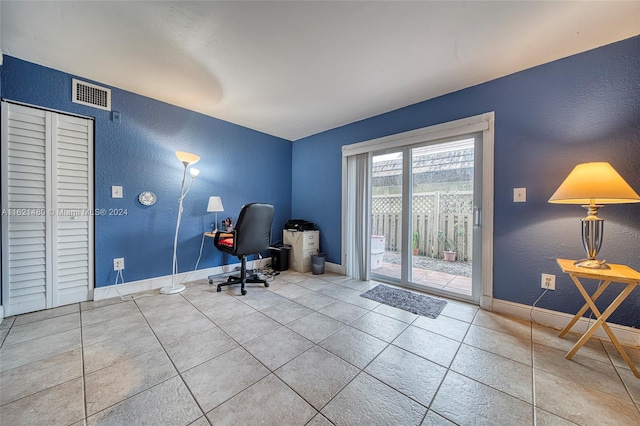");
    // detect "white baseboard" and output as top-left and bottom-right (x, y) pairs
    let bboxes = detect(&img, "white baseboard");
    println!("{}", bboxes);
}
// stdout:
(93, 258), (270, 301)
(480, 295), (493, 311)
(325, 261), (342, 274)
(492, 298), (640, 348)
